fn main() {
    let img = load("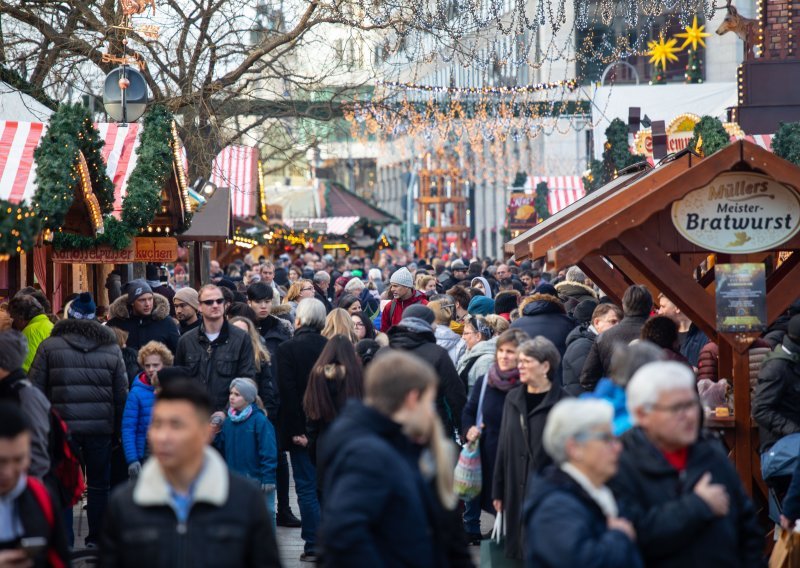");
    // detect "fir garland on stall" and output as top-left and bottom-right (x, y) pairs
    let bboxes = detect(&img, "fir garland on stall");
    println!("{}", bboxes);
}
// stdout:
(534, 181), (551, 222)
(688, 116), (730, 157)
(52, 105), (178, 250)
(583, 118), (646, 192)
(0, 200), (40, 257)
(771, 122), (800, 166)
